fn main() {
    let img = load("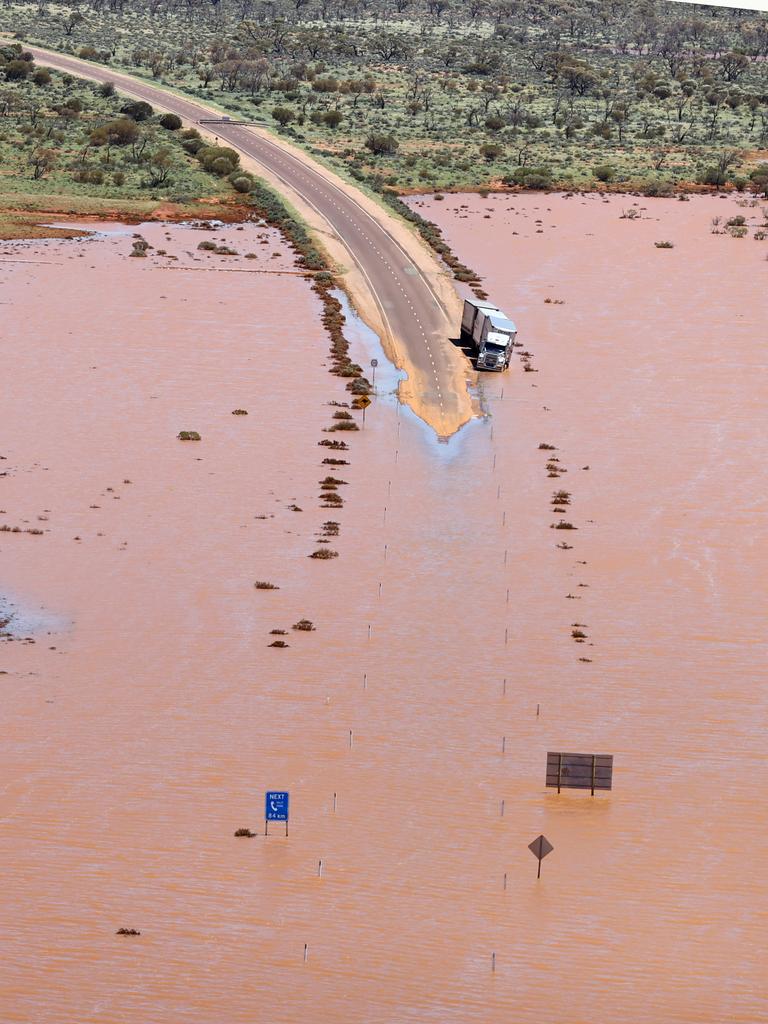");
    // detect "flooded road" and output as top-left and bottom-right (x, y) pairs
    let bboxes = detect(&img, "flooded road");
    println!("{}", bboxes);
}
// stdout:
(1, 196), (766, 1022)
